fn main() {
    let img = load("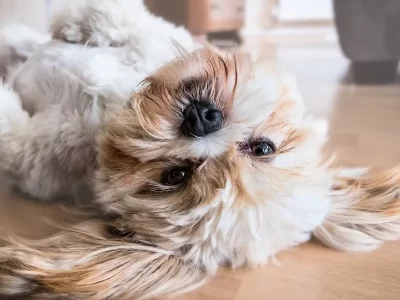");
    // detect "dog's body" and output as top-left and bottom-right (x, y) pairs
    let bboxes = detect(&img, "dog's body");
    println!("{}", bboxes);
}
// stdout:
(0, 1), (399, 299)
(0, 0), (196, 202)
